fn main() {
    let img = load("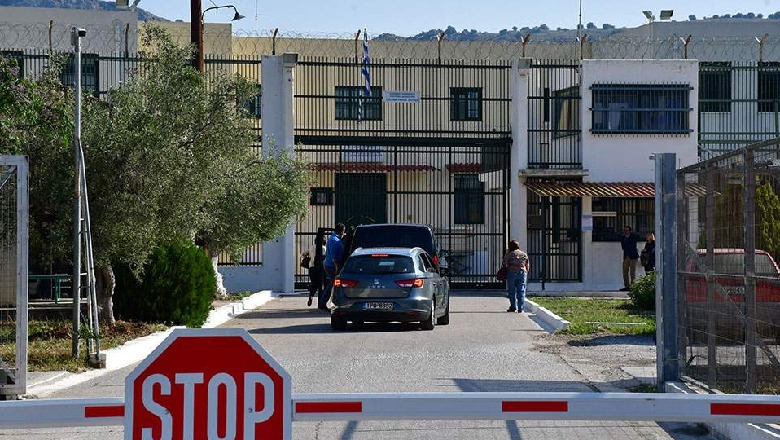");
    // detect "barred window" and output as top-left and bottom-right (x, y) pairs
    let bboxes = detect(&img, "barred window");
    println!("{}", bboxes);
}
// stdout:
(591, 84), (690, 134)
(758, 62), (780, 113)
(592, 197), (654, 242)
(450, 87), (482, 121)
(60, 53), (99, 95)
(454, 174), (484, 224)
(335, 86), (382, 120)
(699, 62), (731, 113)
